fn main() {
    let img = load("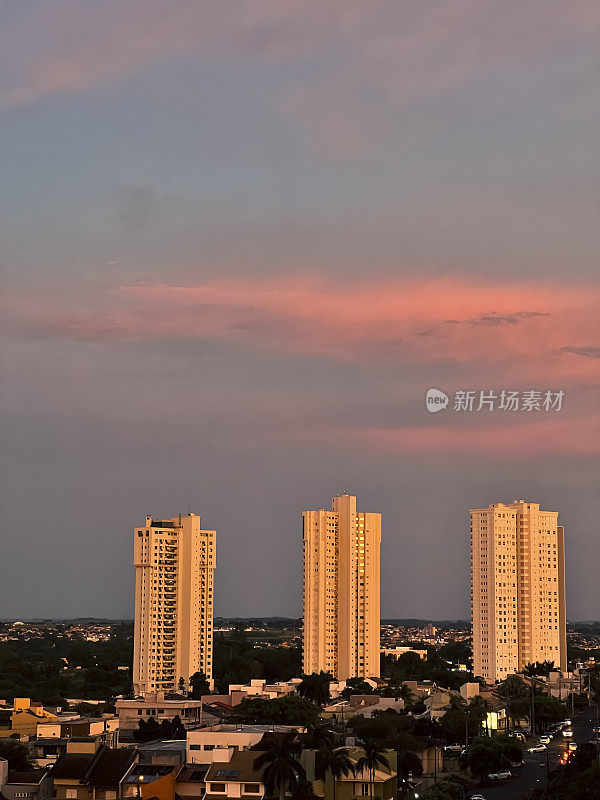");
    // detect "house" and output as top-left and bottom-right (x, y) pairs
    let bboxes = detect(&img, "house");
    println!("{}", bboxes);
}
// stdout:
(322, 696), (404, 721)
(204, 750), (266, 800)
(303, 747), (397, 800)
(1, 771), (52, 800)
(36, 717), (118, 747)
(49, 746), (138, 800)
(175, 764), (210, 800)
(122, 764), (177, 800)
(4, 701), (58, 739)
(131, 739), (187, 768)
